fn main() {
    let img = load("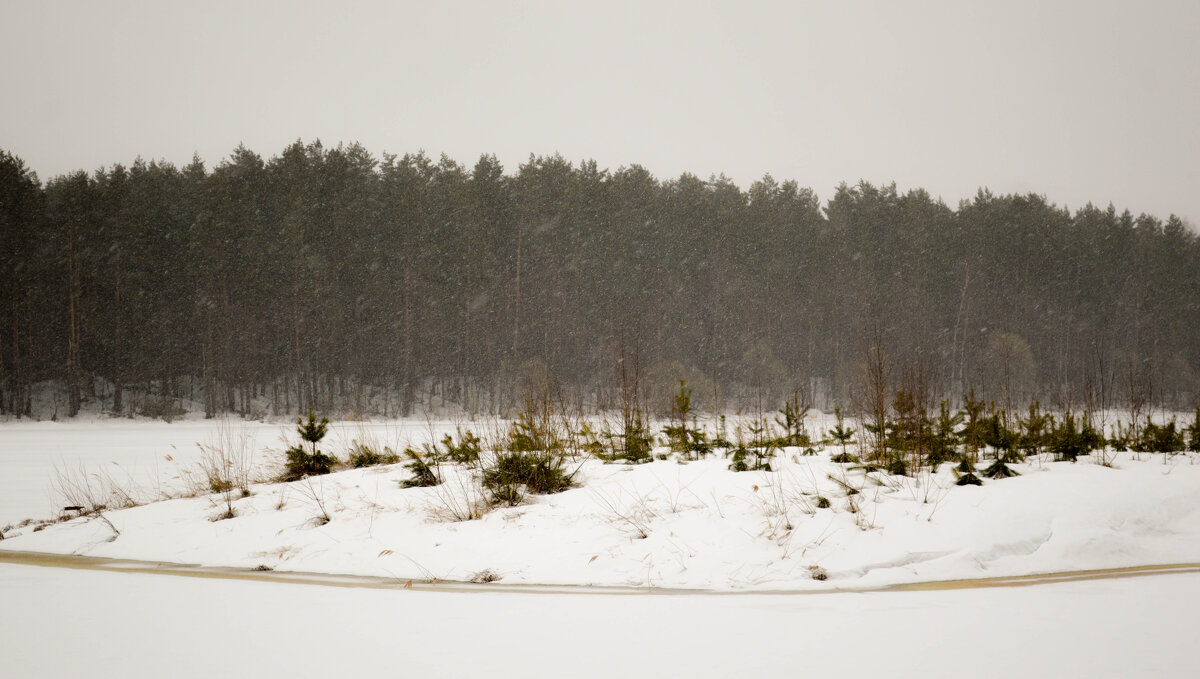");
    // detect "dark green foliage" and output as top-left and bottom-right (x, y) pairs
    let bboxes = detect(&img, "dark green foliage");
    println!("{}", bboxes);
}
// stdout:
(1135, 418), (1186, 453)
(955, 471), (983, 486)
(508, 408), (562, 455)
(4, 142), (1200, 422)
(663, 426), (712, 460)
(1019, 402), (1052, 457)
(441, 429), (483, 465)
(284, 446), (338, 480)
(1109, 421), (1132, 452)
(775, 391), (812, 447)
(481, 451), (575, 505)
(710, 435), (735, 450)
(815, 496), (831, 509)
(1049, 412), (1103, 462)
(728, 444), (773, 472)
(663, 380), (712, 460)
(958, 390), (986, 459)
(282, 409), (337, 480)
(726, 420), (778, 471)
(1188, 410), (1200, 453)
(927, 400), (962, 465)
(664, 380), (693, 454)
(831, 451), (858, 464)
(982, 458), (1019, 479)
(297, 409), (329, 446)
(400, 447), (441, 488)
(980, 408), (1021, 460)
(573, 423), (607, 458)
(599, 420), (654, 465)
(348, 442), (401, 468)
(883, 389), (921, 474)
(827, 408), (856, 459)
